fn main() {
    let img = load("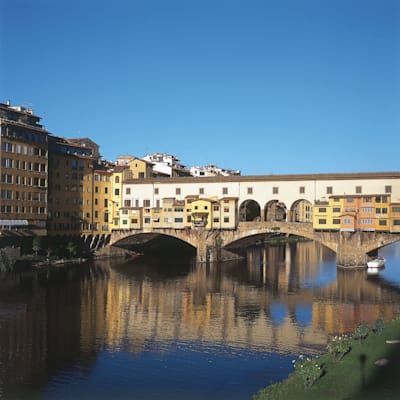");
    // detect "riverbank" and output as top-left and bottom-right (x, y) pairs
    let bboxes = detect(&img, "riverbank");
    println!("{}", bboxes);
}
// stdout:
(253, 316), (400, 400)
